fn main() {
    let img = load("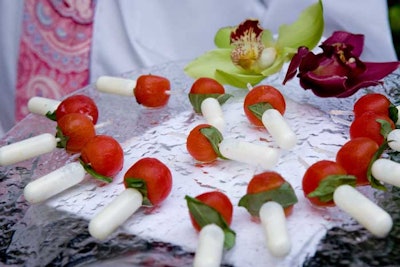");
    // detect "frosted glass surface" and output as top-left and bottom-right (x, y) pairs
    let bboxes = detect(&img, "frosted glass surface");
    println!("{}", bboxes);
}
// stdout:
(1, 61), (399, 266)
